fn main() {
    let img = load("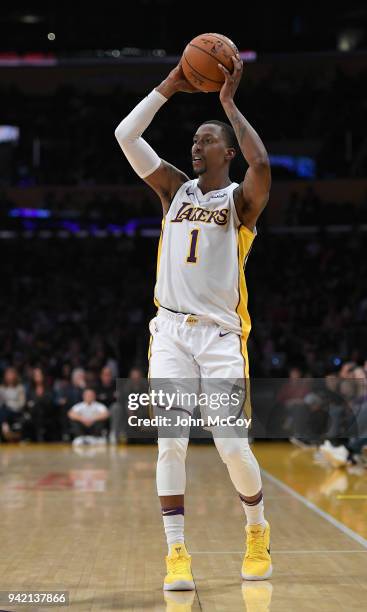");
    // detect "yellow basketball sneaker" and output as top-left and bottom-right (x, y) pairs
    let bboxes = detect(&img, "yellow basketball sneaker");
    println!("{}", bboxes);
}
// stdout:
(241, 521), (272, 580)
(164, 542), (195, 591)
